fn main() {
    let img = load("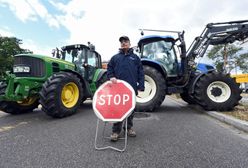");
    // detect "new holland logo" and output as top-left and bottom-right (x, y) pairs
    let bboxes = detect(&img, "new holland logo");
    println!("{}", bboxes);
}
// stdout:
(226, 27), (238, 31)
